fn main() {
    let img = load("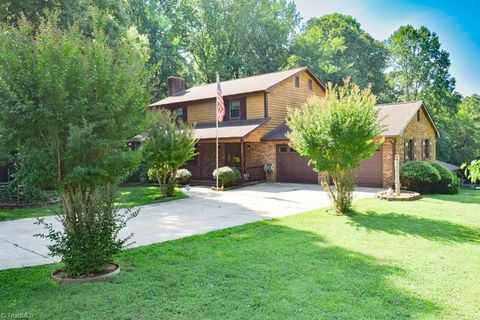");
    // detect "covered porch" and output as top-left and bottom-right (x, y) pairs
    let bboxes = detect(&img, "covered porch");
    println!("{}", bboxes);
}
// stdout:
(185, 119), (268, 184)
